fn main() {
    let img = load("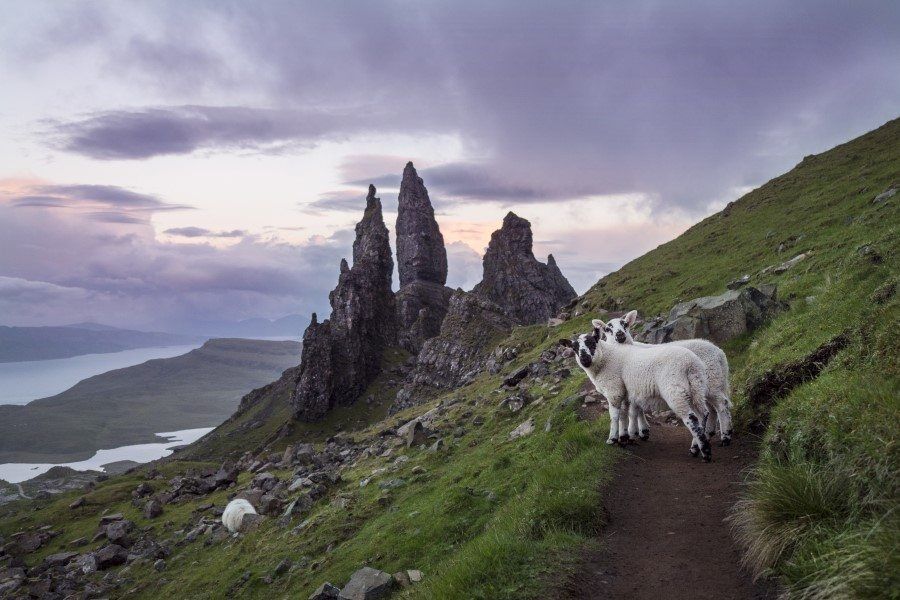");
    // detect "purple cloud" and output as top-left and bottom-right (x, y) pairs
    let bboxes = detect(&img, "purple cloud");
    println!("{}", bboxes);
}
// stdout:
(164, 227), (247, 238)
